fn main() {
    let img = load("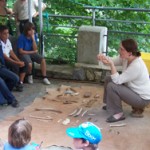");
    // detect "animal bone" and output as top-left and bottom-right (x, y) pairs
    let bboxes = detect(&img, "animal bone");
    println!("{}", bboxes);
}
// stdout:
(73, 108), (83, 117)
(29, 115), (52, 120)
(62, 118), (70, 125)
(35, 108), (62, 113)
(69, 109), (78, 116)
(110, 123), (127, 127)
(81, 110), (88, 117)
